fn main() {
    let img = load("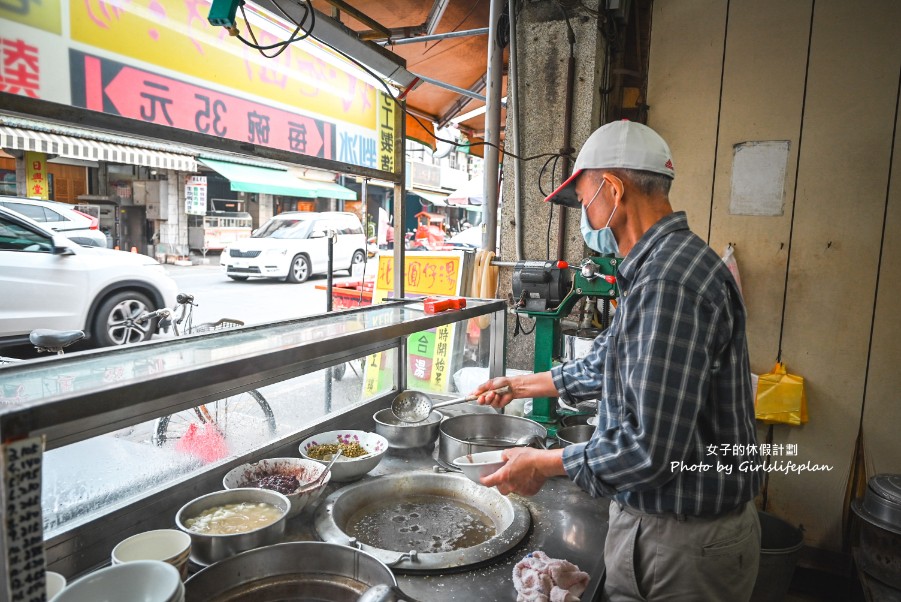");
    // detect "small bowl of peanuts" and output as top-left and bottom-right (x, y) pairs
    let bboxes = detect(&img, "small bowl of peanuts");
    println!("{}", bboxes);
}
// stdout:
(298, 430), (388, 482)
